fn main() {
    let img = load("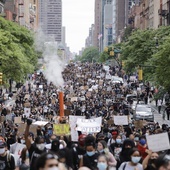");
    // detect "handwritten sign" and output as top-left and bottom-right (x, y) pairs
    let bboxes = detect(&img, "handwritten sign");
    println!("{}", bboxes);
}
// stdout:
(114, 116), (128, 125)
(76, 117), (102, 133)
(53, 124), (70, 136)
(146, 133), (170, 152)
(23, 108), (31, 118)
(32, 121), (49, 126)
